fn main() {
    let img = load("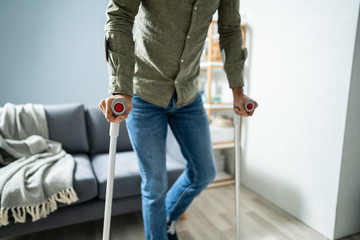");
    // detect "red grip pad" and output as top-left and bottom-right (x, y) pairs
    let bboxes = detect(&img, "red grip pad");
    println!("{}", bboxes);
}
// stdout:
(246, 103), (254, 110)
(114, 103), (124, 113)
